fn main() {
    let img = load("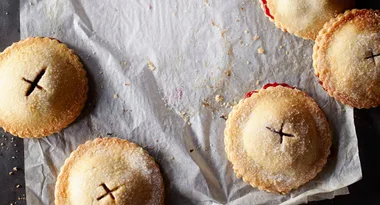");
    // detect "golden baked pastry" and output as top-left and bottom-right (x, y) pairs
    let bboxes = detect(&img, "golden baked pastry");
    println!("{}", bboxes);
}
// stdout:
(260, 0), (355, 40)
(55, 137), (165, 205)
(0, 37), (88, 138)
(224, 83), (331, 194)
(314, 9), (380, 108)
